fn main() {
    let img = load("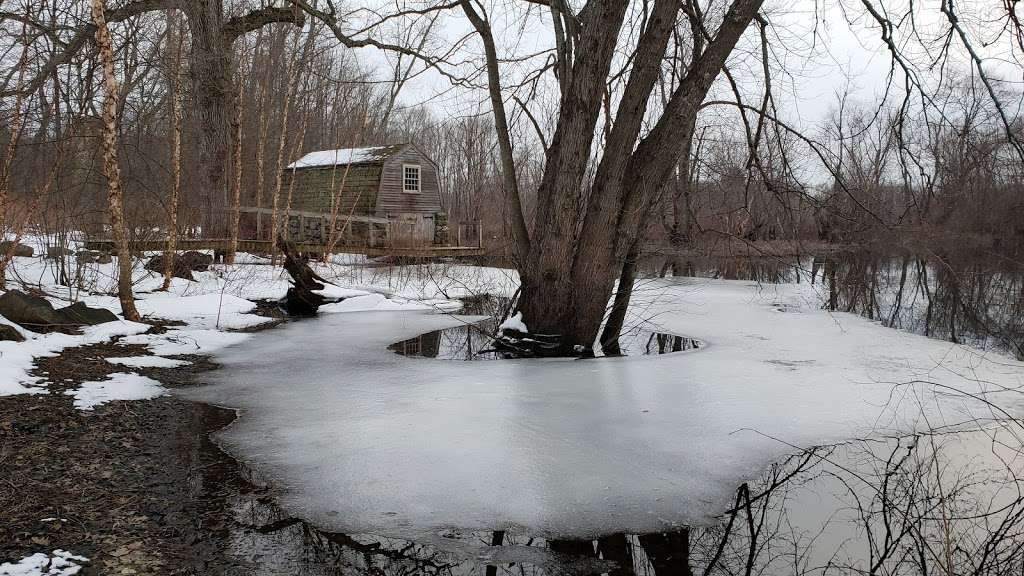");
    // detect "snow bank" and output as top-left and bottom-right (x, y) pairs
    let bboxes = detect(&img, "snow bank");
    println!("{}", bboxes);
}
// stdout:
(183, 278), (1024, 540)
(0, 550), (87, 575)
(120, 329), (250, 356)
(319, 293), (462, 313)
(65, 372), (167, 410)
(105, 356), (191, 368)
(134, 293), (269, 330)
